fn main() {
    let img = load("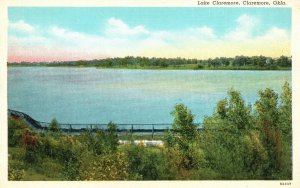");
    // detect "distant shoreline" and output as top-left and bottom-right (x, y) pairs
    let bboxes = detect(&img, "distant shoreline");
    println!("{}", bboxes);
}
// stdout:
(7, 55), (292, 71)
(7, 64), (291, 71)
